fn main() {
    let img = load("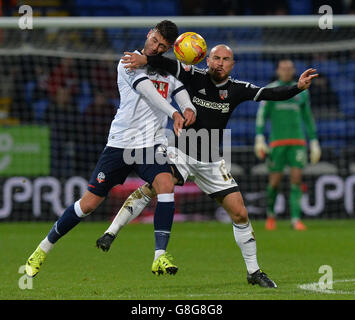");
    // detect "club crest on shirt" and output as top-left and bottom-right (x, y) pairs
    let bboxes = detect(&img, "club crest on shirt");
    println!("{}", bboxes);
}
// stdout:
(96, 172), (105, 183)
(219, 90), (228, 100)
(125, 68), (136, 76)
